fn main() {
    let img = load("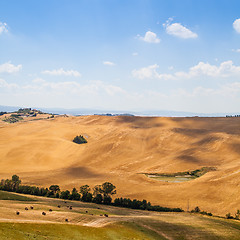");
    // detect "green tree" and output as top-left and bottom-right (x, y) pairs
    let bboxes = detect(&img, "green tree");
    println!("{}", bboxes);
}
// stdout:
(80, 185), (90, 195)
(92, 194), (103, 204)
(49, 185), (60, 193)
(93, 185), (102, 197)
(101, 182), (116, 197)
(70, 188), (80, 200)
(80, 185), (91, 202)
(11, 175), (21, 191)
(73, 135), (87, 144)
